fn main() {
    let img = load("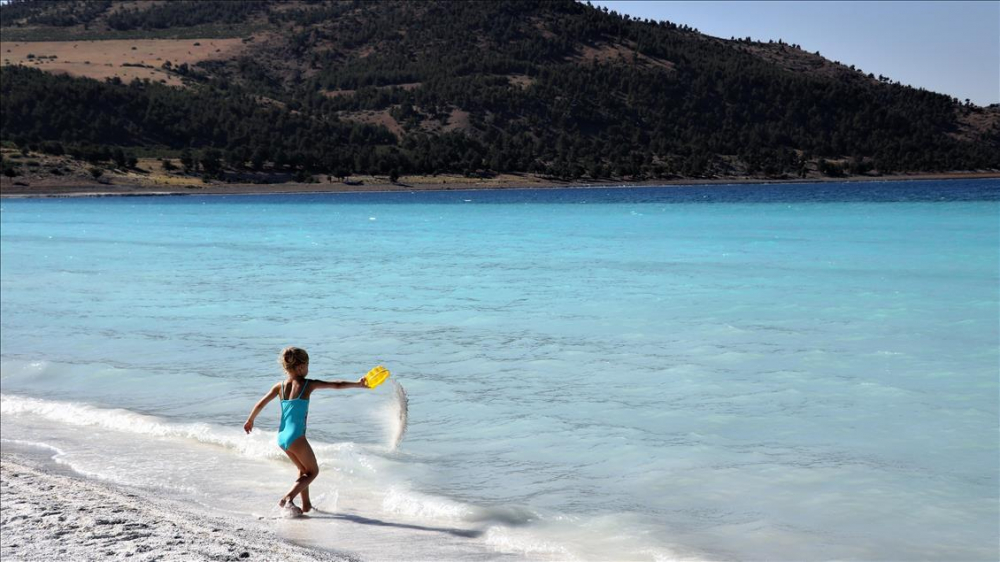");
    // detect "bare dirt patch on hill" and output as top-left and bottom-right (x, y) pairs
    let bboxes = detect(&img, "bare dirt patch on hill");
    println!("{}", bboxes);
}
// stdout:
(951, 107), (1000, 143)
(339, 109), (405, 138)
(737, 40), (877, 85)
(322, 82), (422, 98)
(508, 74), (536, 89)
(571, 41), (675, 72)
(442, 109), (472, 133)
(0, 38), (246, 86)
